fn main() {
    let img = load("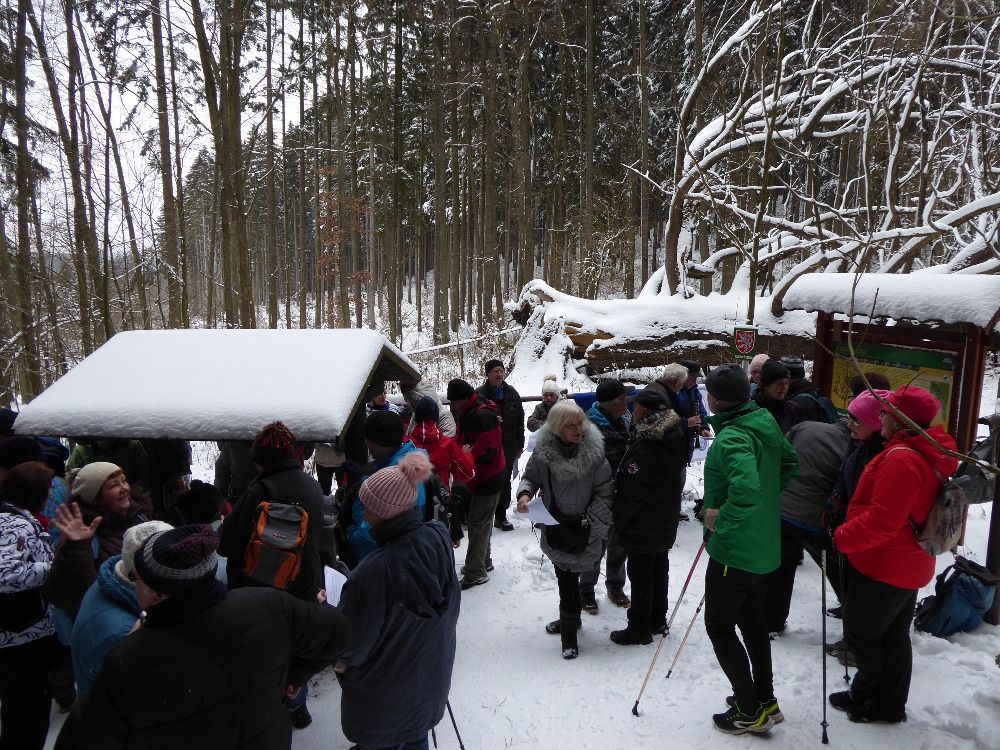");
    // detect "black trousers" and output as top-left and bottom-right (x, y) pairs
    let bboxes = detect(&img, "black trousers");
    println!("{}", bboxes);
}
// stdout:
(316, 465), (336, 495)
(554, 565), (583, 627)
(579, 525), (628, 597)
(764, 520), (844, 631)
(845, 567), (917, 714)
(626, 550), (669, 633)
(494, 466), (514, 524)
(0, 634), (57, 750)
(704, 558), (773, 711)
